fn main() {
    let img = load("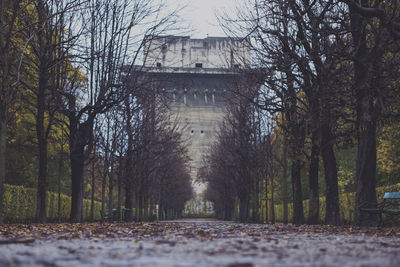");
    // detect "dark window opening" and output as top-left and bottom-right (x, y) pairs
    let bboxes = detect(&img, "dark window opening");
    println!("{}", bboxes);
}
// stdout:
(234, 64), (240, 68)
(191, 130), (194, 134)
(156, 62), (162, 67)
(195, 63), (203, 68)
(201, 130), (204, 134)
